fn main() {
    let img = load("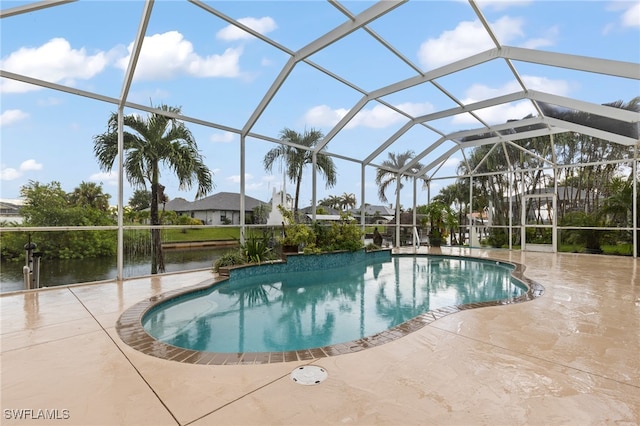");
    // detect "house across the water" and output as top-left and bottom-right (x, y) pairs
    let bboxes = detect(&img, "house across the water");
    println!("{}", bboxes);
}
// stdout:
(163, 192), (267, 225)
